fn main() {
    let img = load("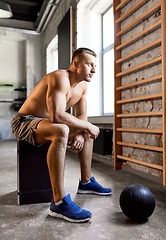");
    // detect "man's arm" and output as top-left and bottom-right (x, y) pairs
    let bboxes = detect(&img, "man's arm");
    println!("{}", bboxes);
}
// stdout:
(69, 84), (88, 151)
(46, 72), (99, 139)
(75, 83), (88, 121)
(69, 83), (100, 152)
